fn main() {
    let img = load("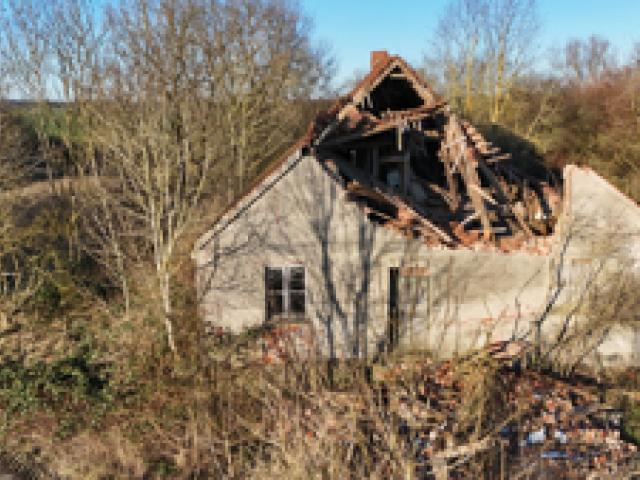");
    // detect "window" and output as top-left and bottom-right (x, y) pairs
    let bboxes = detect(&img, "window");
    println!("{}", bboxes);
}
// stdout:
(265, 266), (305, 322)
